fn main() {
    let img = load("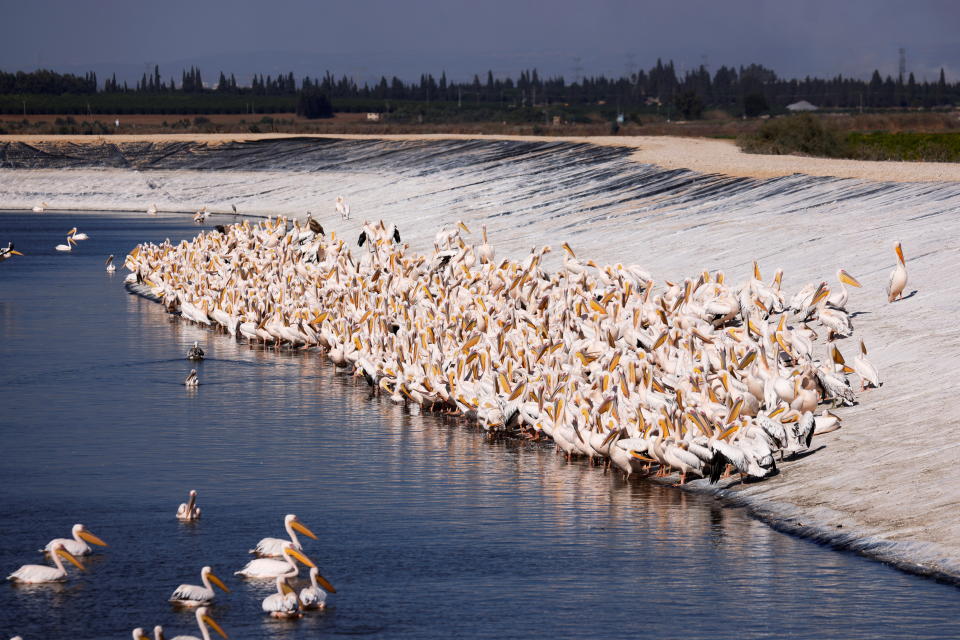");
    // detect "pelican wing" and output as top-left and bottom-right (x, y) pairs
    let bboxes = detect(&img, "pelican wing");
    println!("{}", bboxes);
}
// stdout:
(262, 592), (299, 613)
(235, 557), (290, 578)
(170, 583), (214, 603)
